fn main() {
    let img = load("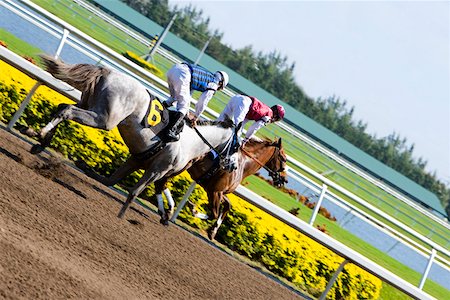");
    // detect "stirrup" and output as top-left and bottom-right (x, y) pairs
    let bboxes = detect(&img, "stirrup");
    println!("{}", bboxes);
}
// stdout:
(165, 130), (180, 142)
